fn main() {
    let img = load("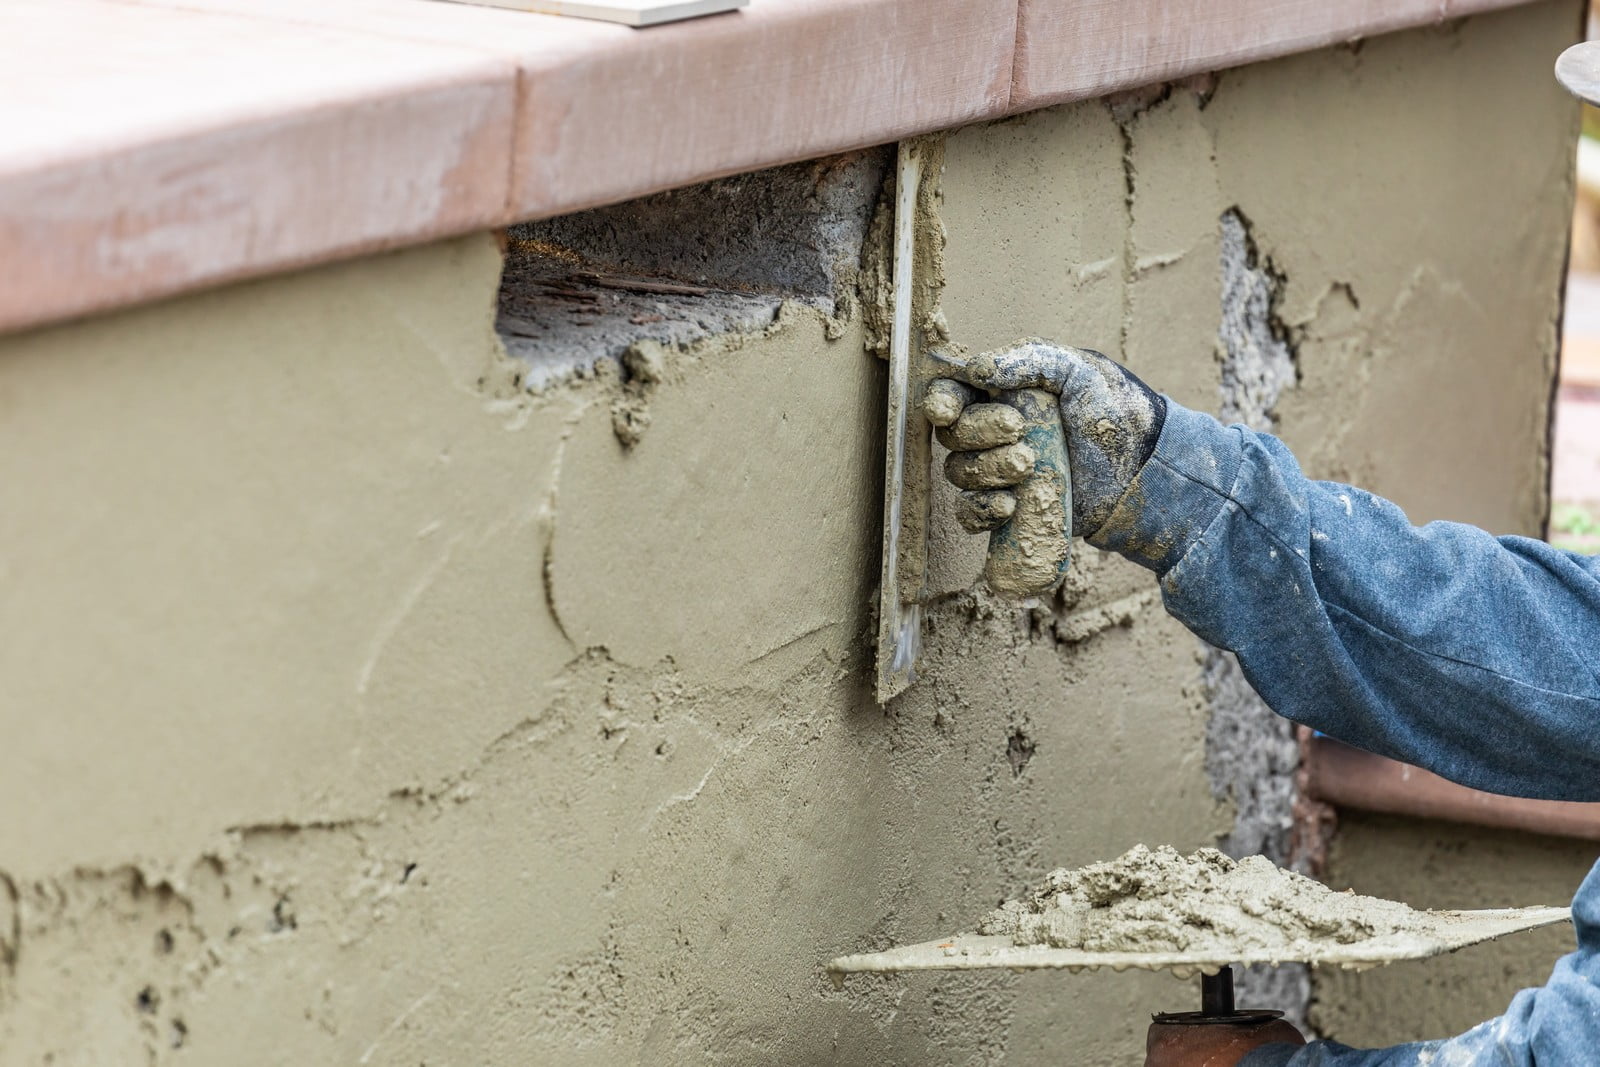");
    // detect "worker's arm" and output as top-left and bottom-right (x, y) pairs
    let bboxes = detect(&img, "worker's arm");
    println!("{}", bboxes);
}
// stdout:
(935, 340), (1600, 1064)
(934, 342), (1600, 801)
